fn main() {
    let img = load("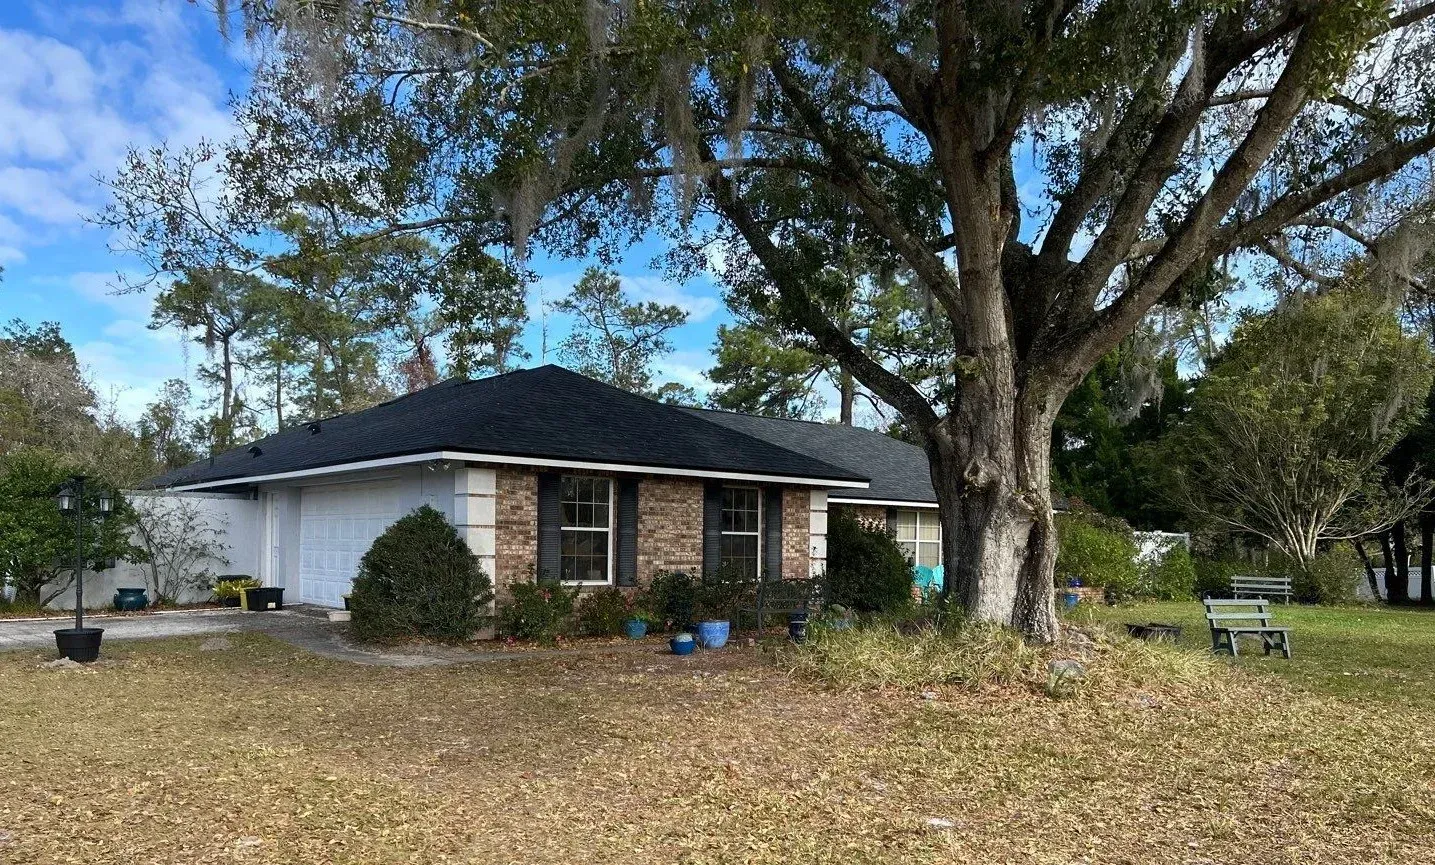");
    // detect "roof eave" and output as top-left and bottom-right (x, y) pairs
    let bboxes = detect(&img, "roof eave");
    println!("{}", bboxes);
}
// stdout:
(166, 450), (871, 493)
